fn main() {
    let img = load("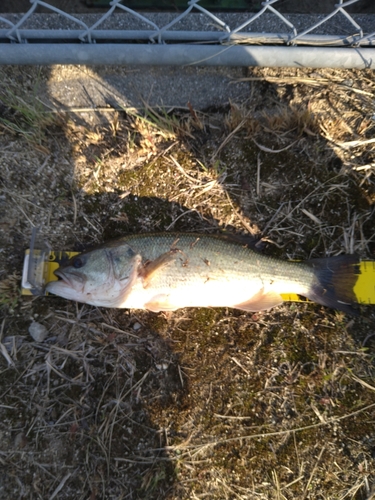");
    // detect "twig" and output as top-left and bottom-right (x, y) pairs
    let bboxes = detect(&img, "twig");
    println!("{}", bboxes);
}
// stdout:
(166, 209), (201, 230)
(0, 318), (14, 367)
(50, 473), (72, 500)
(72, 191), (77, 225)
(256, 153), (261, 197)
